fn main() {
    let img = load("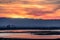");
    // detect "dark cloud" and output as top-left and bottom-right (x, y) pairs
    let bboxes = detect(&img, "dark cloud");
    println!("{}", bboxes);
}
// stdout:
(0, 0), (19, 4)
(24, 8), (53, 16)
(54, 5), (60, 11)
(46, 0), (60, 4)
(0, 0), (31, 4)
(24, 6), (60, 16)
(37, 0), (60, 4)
(20, 1), (29, 4)
(0, 0), (60, 4)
